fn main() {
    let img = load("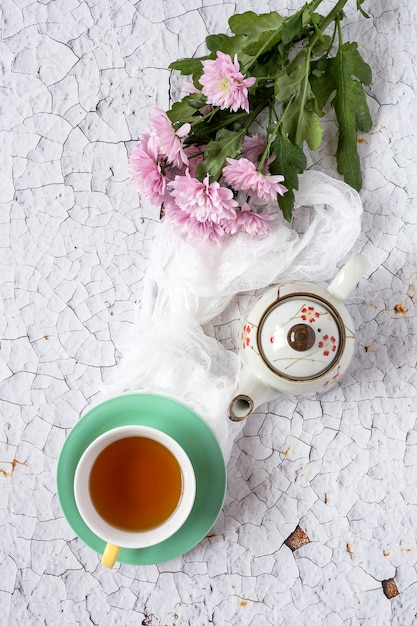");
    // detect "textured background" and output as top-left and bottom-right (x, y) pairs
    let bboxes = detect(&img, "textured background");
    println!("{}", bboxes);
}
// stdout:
(1, 0), (417, 624)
